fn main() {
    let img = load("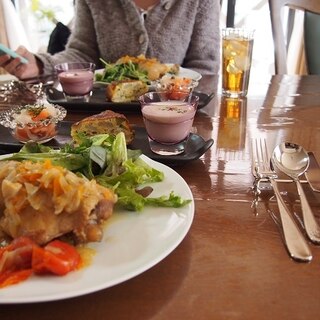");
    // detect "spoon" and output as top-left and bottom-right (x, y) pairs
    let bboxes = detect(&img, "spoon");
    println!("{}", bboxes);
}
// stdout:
(272, 142), (320, 244)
